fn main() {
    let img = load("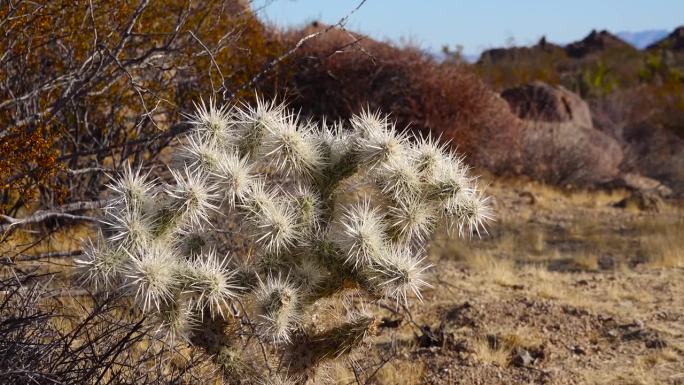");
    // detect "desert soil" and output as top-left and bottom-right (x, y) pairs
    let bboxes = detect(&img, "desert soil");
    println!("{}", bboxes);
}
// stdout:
(360, 179), (684, 385)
